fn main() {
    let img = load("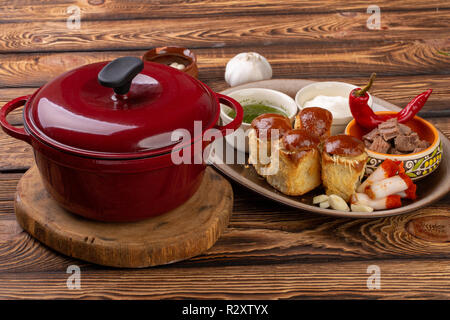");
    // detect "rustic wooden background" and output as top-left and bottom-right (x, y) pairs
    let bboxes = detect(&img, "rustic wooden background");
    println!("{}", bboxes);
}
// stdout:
(0, 0), (449, 299)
